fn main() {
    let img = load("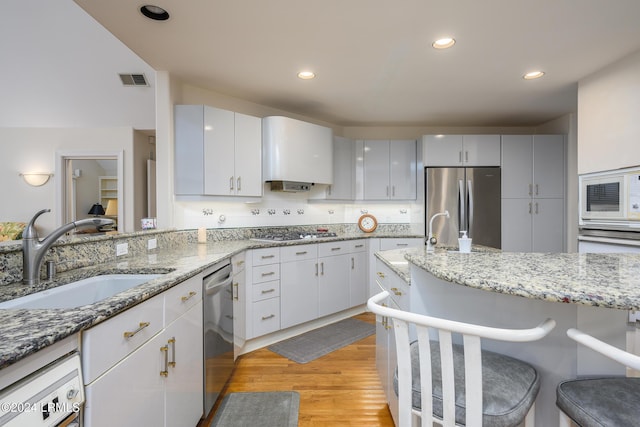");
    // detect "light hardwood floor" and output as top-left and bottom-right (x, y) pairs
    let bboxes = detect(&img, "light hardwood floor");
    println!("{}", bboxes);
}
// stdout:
(199, 312), (395, 426)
